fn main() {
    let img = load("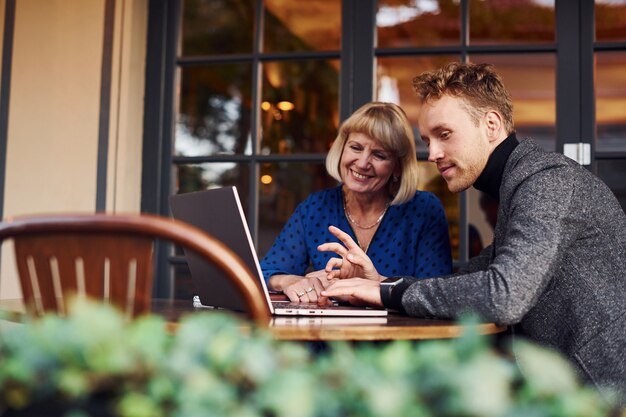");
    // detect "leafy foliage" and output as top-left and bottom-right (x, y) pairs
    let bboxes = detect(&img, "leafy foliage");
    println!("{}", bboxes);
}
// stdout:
(0, 300), (618, 417)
